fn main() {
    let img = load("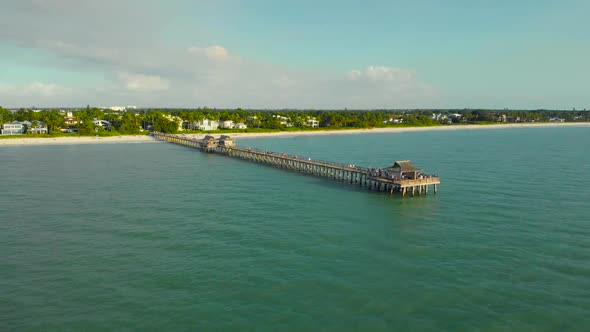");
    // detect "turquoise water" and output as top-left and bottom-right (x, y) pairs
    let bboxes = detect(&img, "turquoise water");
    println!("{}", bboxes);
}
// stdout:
(1, 127), (589, 331)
